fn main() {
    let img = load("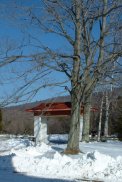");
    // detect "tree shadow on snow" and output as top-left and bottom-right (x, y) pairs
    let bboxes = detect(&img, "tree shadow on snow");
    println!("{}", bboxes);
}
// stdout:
(49, 139), (68, 145)
(0, 154), (74, 182)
